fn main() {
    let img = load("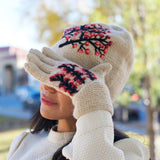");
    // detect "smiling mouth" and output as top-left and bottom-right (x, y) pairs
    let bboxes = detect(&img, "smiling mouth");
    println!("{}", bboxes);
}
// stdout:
(41, 96), (57, 106)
